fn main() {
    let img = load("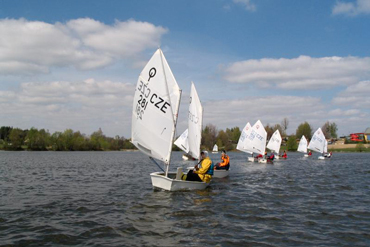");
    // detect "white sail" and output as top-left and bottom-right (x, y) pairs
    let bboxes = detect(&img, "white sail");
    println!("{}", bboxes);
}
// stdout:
(324, 139), (328, 153)
(297, 135), (308, 153)
(266, 129), (282, 154)
(131, 49), (181, 164)
(187, 82), (203, 160)
(236, 122), (253, 154)
(174, 129), (189, 153)
(244, 120), (267, 155)
(212, 144), (218, 152)
(307, 128), (326, 154)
